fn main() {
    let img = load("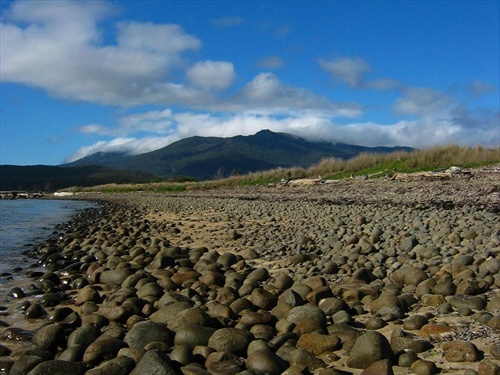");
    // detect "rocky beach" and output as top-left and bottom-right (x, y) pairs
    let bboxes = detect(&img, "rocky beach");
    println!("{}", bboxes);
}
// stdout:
(1, 165), (499, 375)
